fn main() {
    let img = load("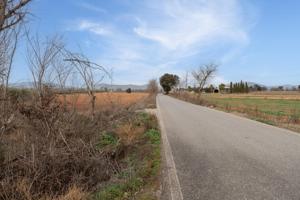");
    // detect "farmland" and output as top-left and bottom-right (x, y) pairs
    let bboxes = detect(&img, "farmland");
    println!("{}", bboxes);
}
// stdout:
(173, 91), (300, 133)
(61, 92), (150, 112)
